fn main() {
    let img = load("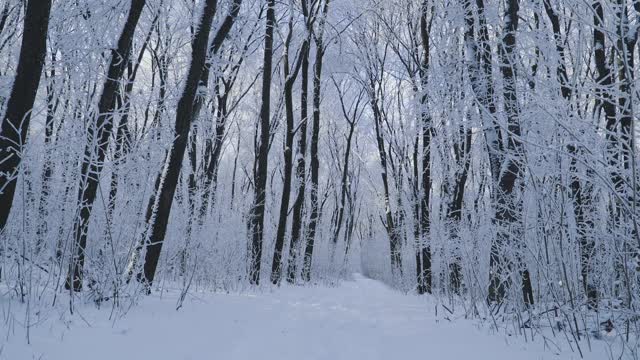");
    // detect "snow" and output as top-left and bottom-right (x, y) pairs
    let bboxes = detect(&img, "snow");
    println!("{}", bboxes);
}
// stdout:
(2, 274), (609, 360)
